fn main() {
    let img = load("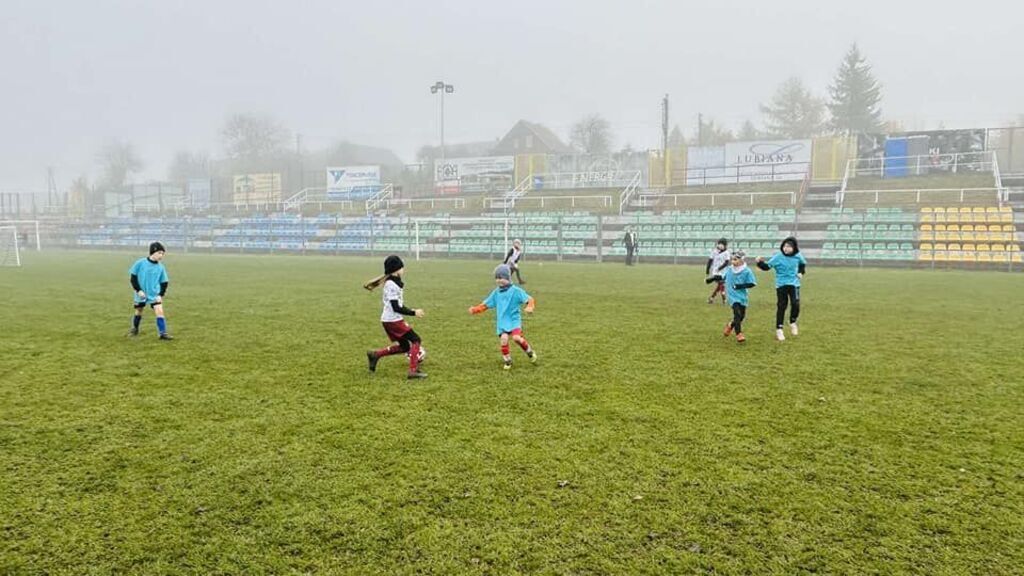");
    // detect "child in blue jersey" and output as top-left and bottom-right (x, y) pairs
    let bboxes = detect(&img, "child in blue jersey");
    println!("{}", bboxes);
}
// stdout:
(469, 264), (537, 370)
(757, 236), (807, 341)
(722, 250), (757, 343)
(128, 242), (172, 340)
